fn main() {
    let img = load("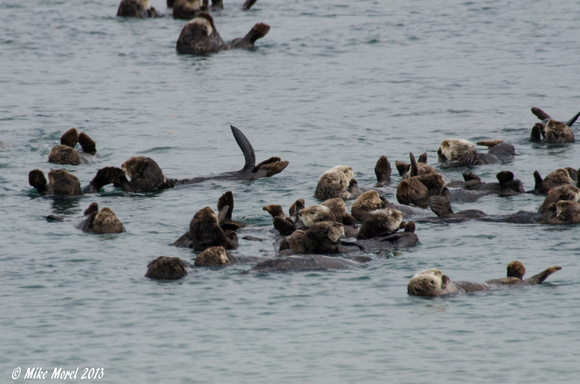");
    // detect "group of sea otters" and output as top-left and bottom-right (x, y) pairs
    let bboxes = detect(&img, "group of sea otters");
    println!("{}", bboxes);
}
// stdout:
(28, 0), (580, 297)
